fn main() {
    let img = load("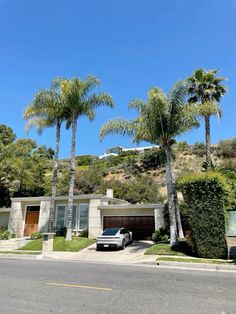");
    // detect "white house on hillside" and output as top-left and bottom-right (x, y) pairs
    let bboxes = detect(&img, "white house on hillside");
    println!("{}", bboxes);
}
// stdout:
(99, 145), (160, 159)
